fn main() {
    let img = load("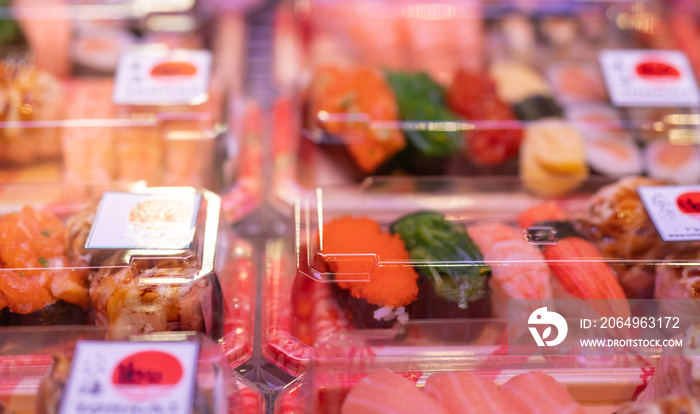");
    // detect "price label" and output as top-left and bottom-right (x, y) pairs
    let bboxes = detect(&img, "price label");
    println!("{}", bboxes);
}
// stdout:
(85, 191), (202, 250)
(59, 341), (199, 414)
(112, 49), (211, 106)
(600, 50), (700, 107)
(638, 185), (700, 241)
